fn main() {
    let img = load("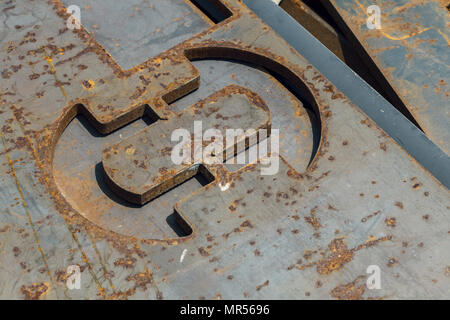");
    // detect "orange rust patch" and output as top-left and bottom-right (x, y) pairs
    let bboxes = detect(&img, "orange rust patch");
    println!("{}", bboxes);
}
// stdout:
(297, 236), (392, 275)
(126, 270), (153, 291)
(316, 238), (354, 275)
(304, 206), (322, 230)
(330, 276), (366, 300)
(105, 288), (136, 300)
(114, 257), (137, 269)
(385, 217), (397, 227)
(81, 79), (95, 90)
(20, 282), (50, 300)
